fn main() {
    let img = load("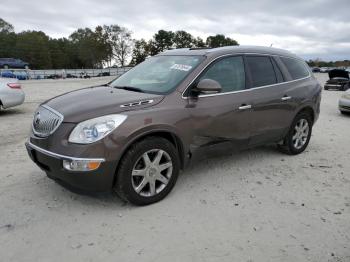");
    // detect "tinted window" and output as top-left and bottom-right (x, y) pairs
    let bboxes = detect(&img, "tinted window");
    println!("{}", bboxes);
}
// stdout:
(246, 56), (277, 87)
(271, 58), (284, 82)
(280, 57), (309, 80)
(199, 56), (245, 93)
